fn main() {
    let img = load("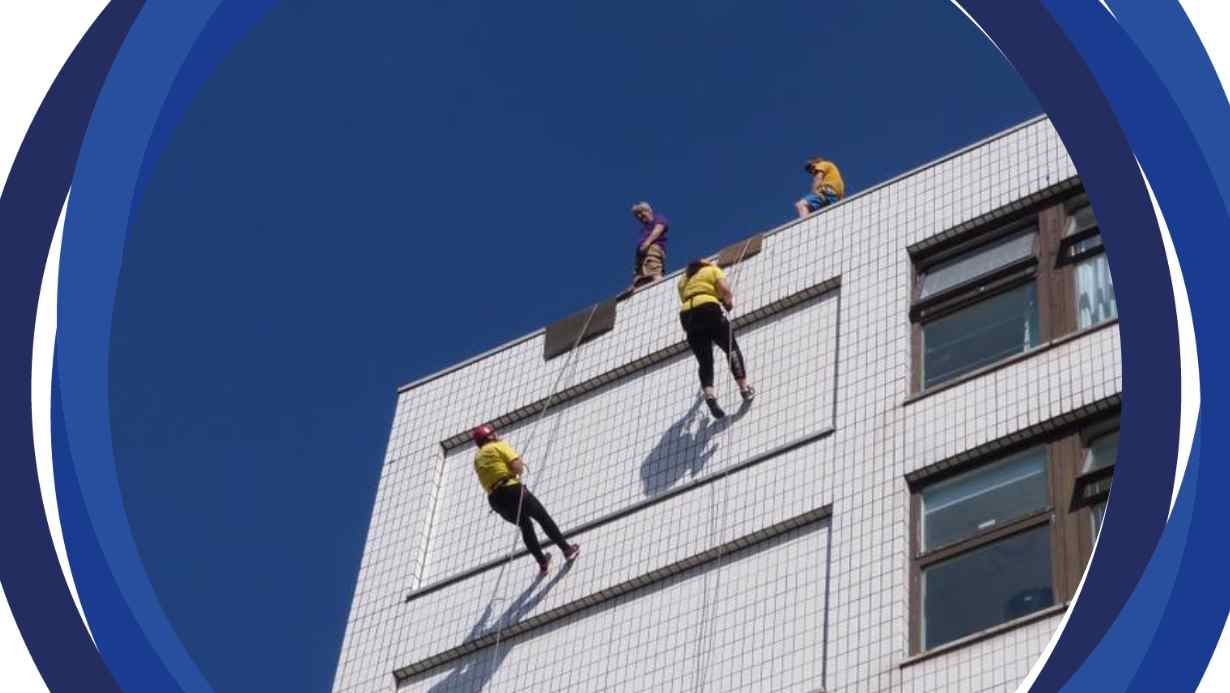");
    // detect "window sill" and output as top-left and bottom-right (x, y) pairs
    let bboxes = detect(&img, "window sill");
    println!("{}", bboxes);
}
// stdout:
(900, 603), (1068, 668)
(905, 318), (1119, 406)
